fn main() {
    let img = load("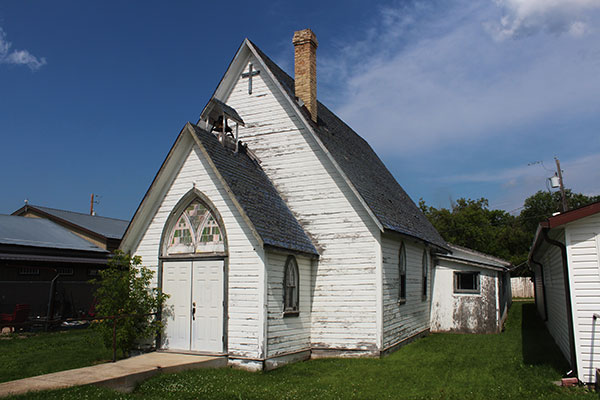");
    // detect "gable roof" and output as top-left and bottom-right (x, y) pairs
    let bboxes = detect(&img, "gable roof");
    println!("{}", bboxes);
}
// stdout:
(248, 41), (447, 250)
(540, 200), (600, 229)
(437, 243), (510, 271)
(529, 200), (600, 261)
(0, 215), (108, 253)
(189, 124), (318, 256)
(12, 205), (129, 240)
